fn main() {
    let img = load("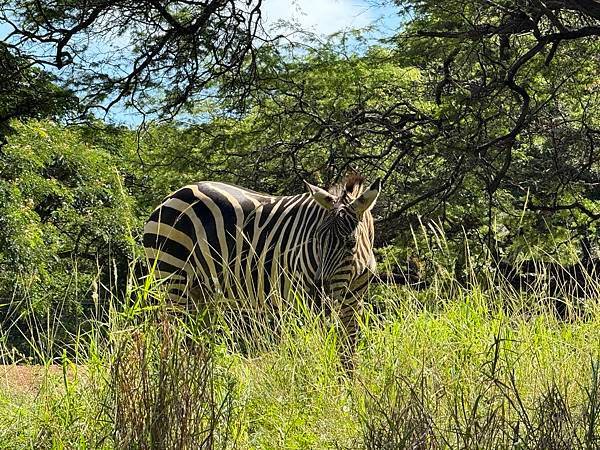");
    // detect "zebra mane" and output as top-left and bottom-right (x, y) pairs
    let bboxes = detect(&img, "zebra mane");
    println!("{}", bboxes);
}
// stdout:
(329, 173), (366, 202)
